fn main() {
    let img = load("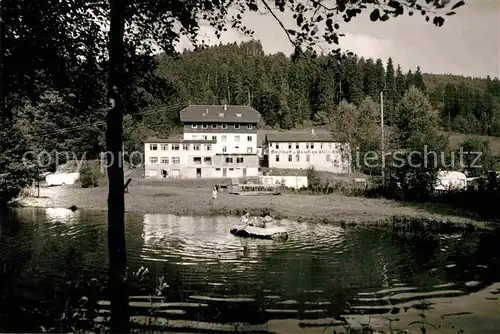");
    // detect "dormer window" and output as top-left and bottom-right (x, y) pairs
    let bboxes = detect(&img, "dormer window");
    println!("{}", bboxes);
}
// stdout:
(191, 124), (197, 129)
(236, 113), (241, 118)
(219, 113), (224, 117)
(247, 124), (253, 130)
(221, 124), (227, 129)
(211, 124), (217, 129)
(202, 124), (208, 129)
(234, 124), (240, 129)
